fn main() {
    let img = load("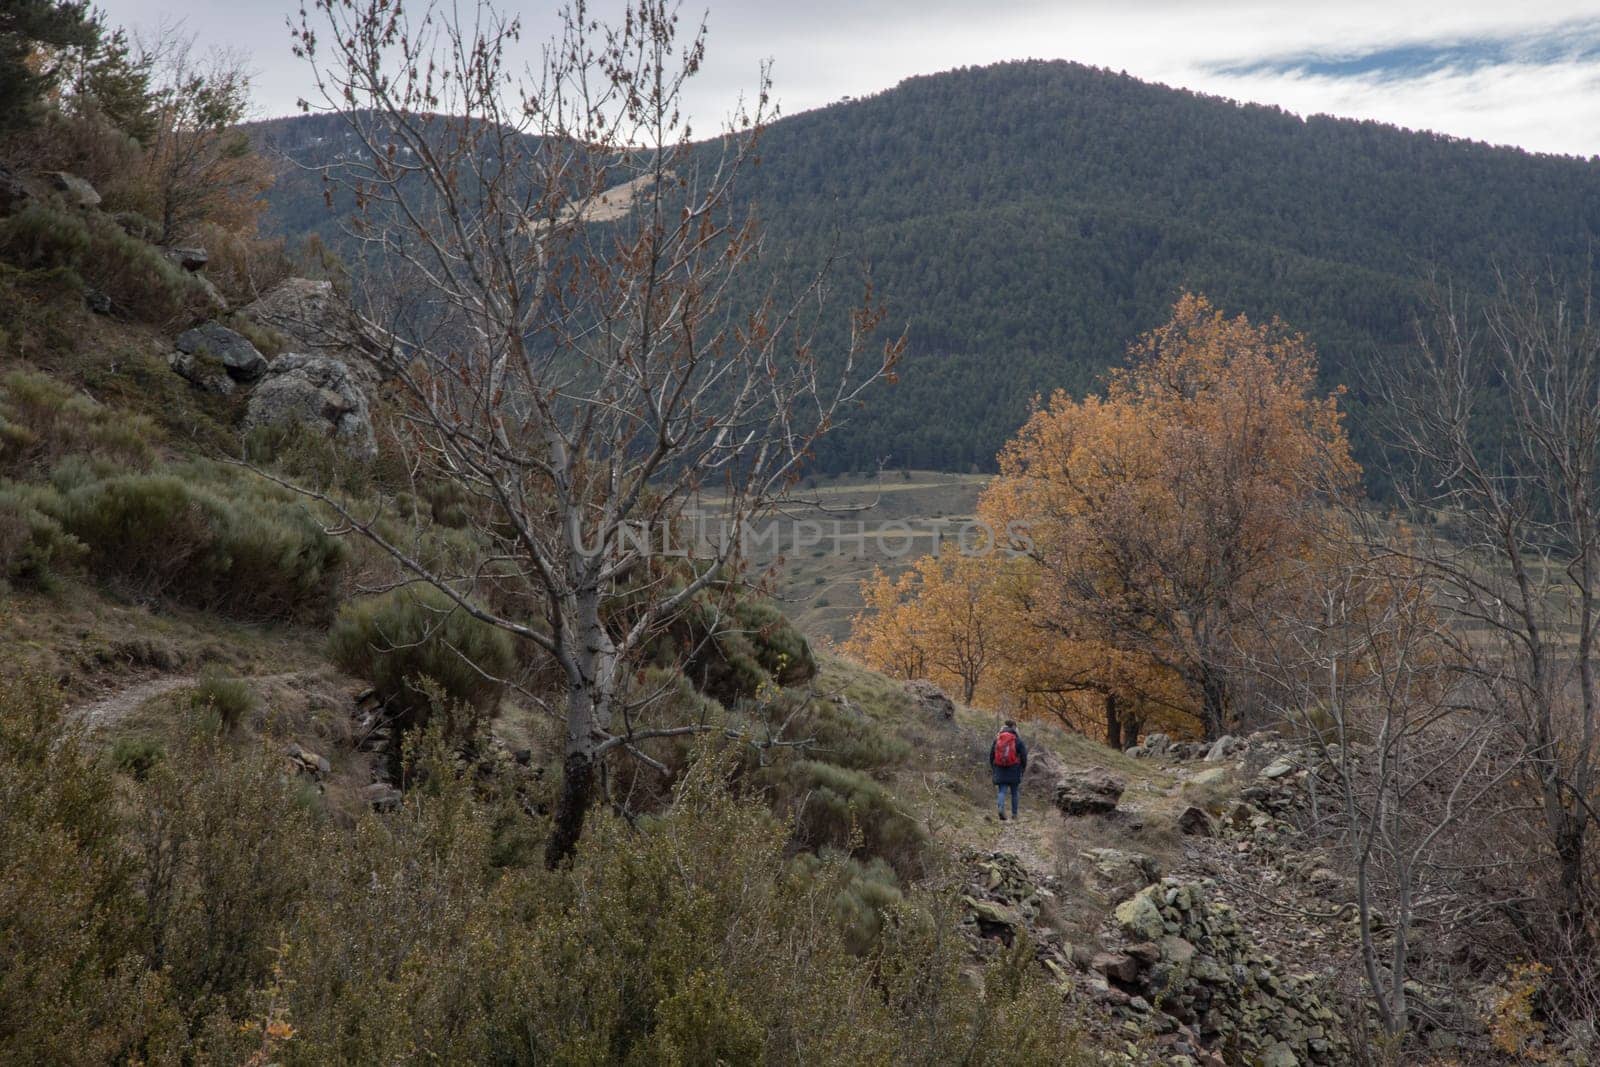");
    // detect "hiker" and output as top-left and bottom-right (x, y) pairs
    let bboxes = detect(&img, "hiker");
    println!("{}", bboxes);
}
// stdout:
(990, 719), (1028, 821)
